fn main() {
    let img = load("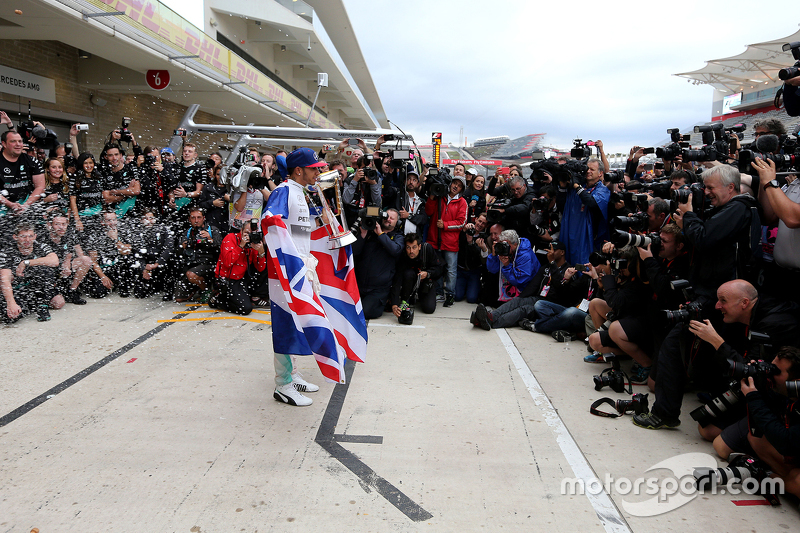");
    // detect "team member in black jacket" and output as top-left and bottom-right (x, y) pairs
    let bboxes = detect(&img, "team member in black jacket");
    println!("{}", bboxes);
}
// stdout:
(390, 232), (444, 316)
(197, 164), (230, 232)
